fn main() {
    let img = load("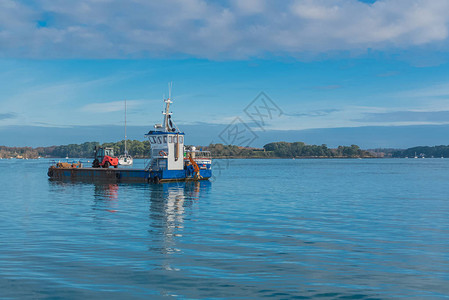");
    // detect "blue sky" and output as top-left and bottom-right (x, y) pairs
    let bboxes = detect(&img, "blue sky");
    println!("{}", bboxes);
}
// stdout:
(1, 0), (449, 148)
